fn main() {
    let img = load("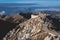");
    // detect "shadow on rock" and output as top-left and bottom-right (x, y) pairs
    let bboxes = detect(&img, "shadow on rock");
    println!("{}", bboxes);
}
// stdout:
(0, 19), (17, 40)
